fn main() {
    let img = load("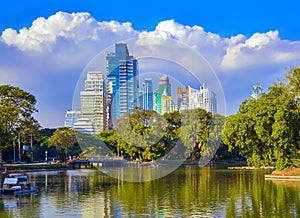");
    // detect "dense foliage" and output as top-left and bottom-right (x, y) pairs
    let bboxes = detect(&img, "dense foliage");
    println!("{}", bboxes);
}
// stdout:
(89, 108), (225, 162)
(0, 85), (40, 164)
(223, 67), (300, 170)
(47, 127), (78, 162)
